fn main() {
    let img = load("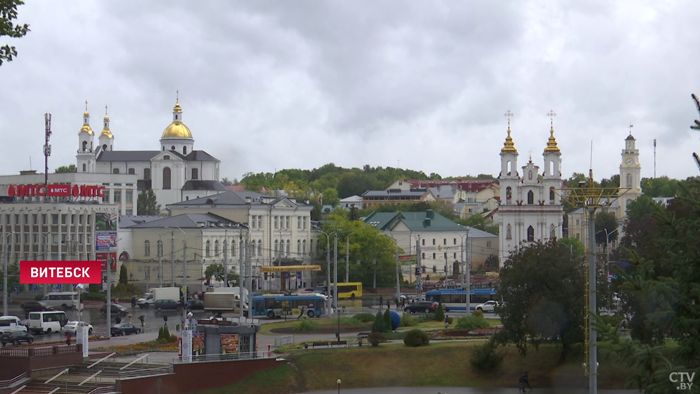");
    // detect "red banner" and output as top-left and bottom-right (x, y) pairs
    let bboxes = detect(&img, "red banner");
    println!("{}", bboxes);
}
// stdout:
(96, 252), (117, 270)
(20, 261), (103, 284)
